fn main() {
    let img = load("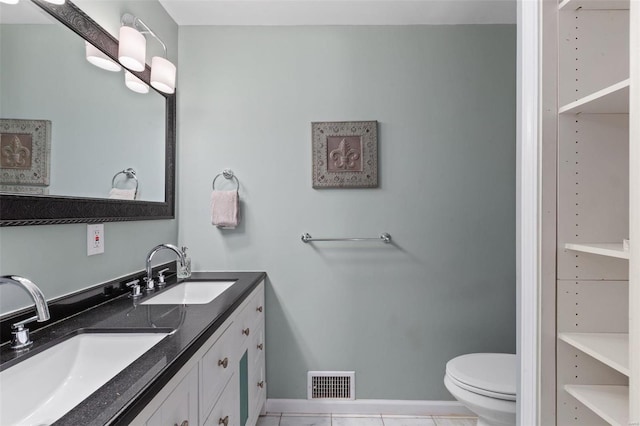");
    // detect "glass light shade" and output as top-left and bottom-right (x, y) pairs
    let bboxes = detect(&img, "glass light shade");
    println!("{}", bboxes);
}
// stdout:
(125, 71), (149, 94)
(85, 42), (121, 72)
(118, 26), (146, 72)
(0, 0), (20, 4)
(150, 56), (176, 94)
